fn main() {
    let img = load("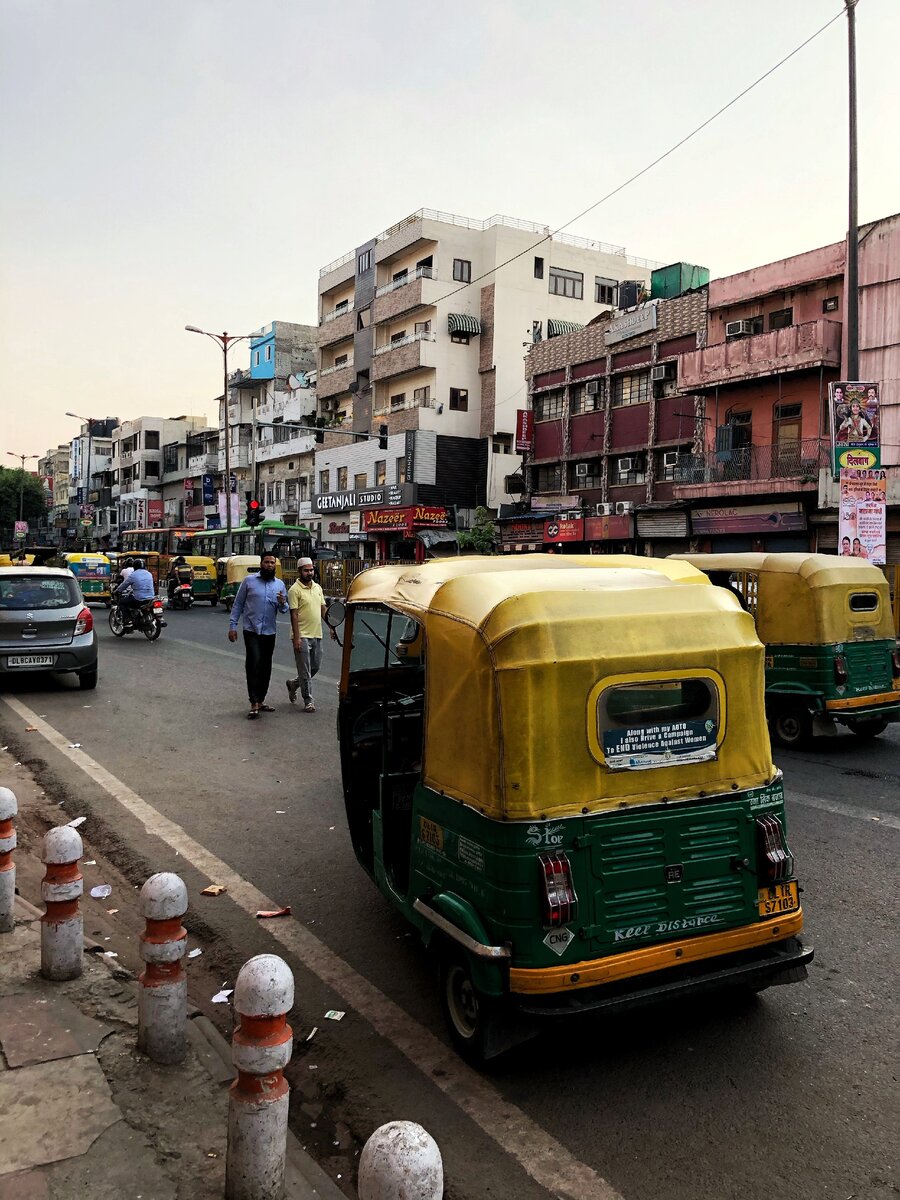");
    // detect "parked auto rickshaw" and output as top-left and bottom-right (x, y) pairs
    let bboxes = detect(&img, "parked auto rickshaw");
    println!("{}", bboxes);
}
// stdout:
(167, 555), (218, 605)
(329, 556), (811, 1062)
(54, 552), (113, 606)
(220, 555), (283, 610)
(672, 553), (900, 747)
